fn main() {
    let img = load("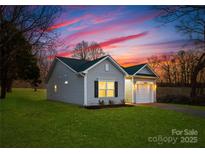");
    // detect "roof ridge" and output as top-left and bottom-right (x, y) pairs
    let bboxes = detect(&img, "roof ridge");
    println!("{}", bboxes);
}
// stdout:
(56, 55), (109, 72)
(124, 63), (147, 69)
(75, 55), (108, 71)
(57, 56), (89, 62)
